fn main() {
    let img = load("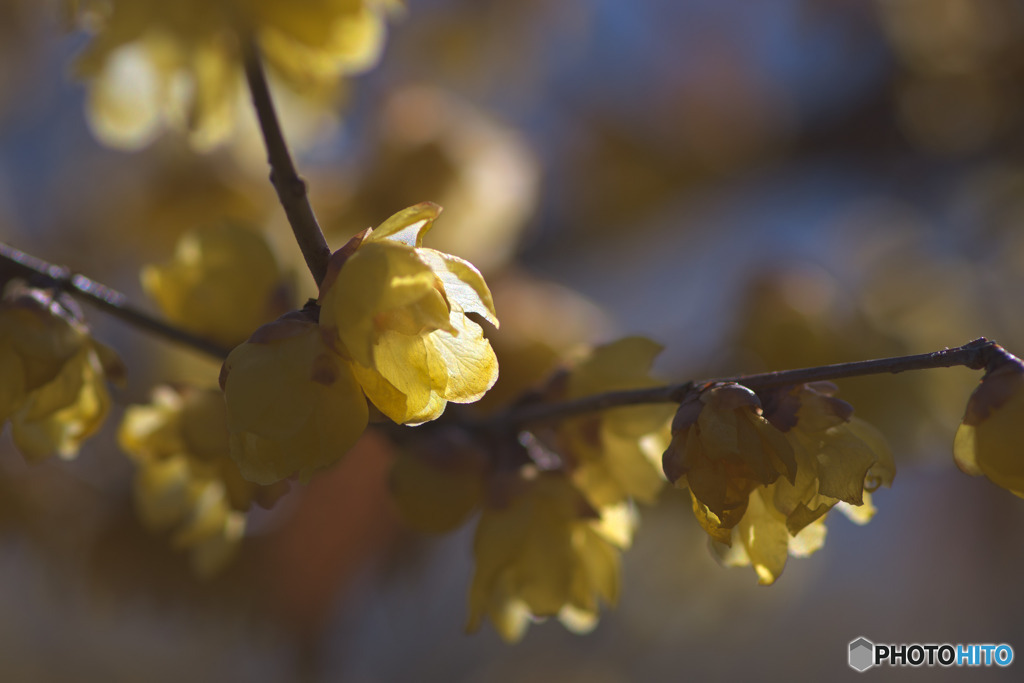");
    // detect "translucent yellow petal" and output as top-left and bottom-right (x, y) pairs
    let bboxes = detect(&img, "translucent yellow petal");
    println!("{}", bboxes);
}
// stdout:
(849, 417), (896, 490)
(423, 310), (499, 404)
(690, 492), (734, 545)
(349, 361), (409, 422)
(788, 517), (827, 557)
(835, 491), (877, 525)
(360, 330), (436, 422)
(591, 501), (638, 549)
(321, 241), (446, 366)
(416, 248), (498, 327)
(364, 202), (442, 247)
(737, 489), (790, 585)
(815, 428), (877, 505)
